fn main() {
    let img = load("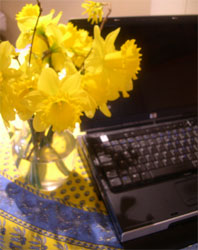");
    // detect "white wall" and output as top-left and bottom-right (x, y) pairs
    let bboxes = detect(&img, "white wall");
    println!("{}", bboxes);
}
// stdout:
(150, 0), (198, 14)
(0, 0), (197, 45)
